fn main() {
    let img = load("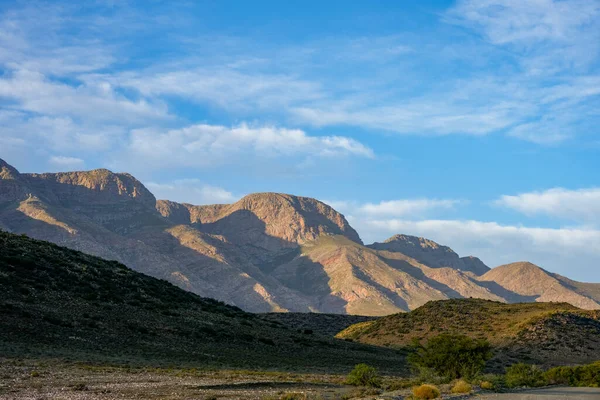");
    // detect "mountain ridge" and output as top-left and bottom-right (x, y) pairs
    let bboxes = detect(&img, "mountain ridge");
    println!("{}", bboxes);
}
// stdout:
(1, 158), (598, 314)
